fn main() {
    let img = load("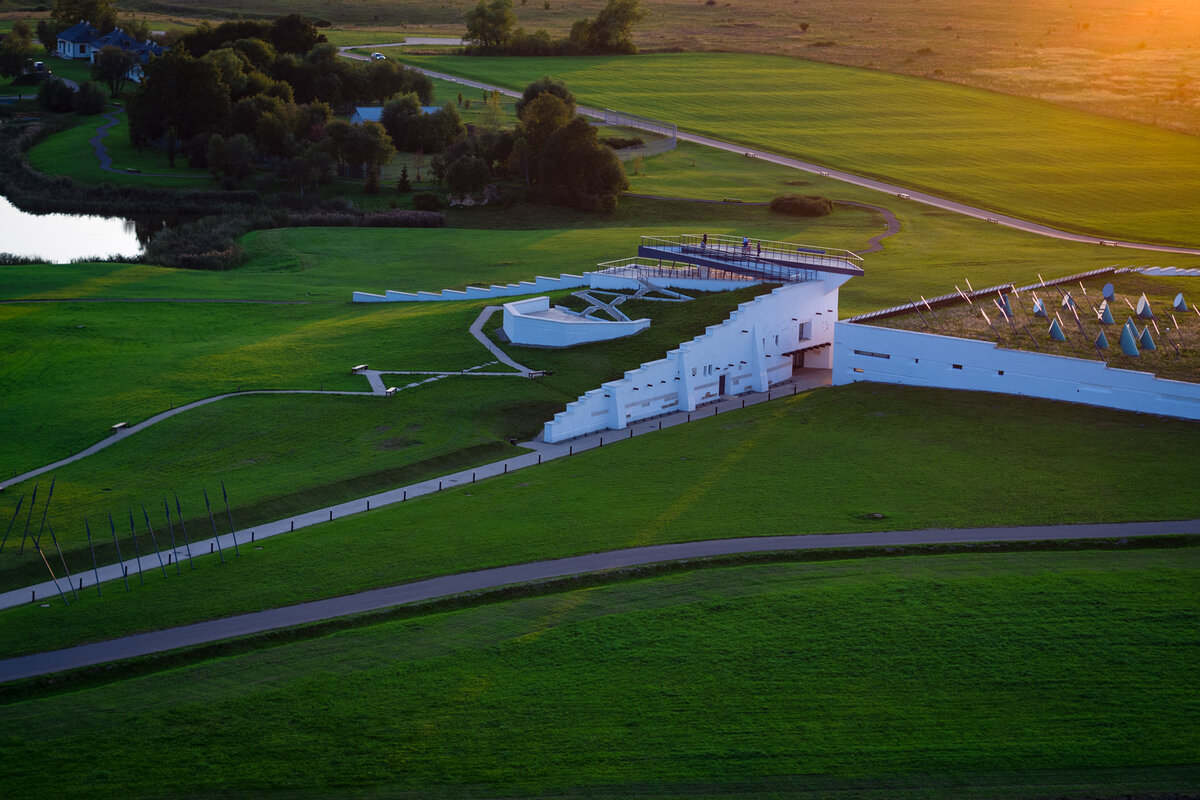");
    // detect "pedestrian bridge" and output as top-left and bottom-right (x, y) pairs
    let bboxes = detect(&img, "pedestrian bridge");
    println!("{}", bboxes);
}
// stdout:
(637, 234), (864, 284)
